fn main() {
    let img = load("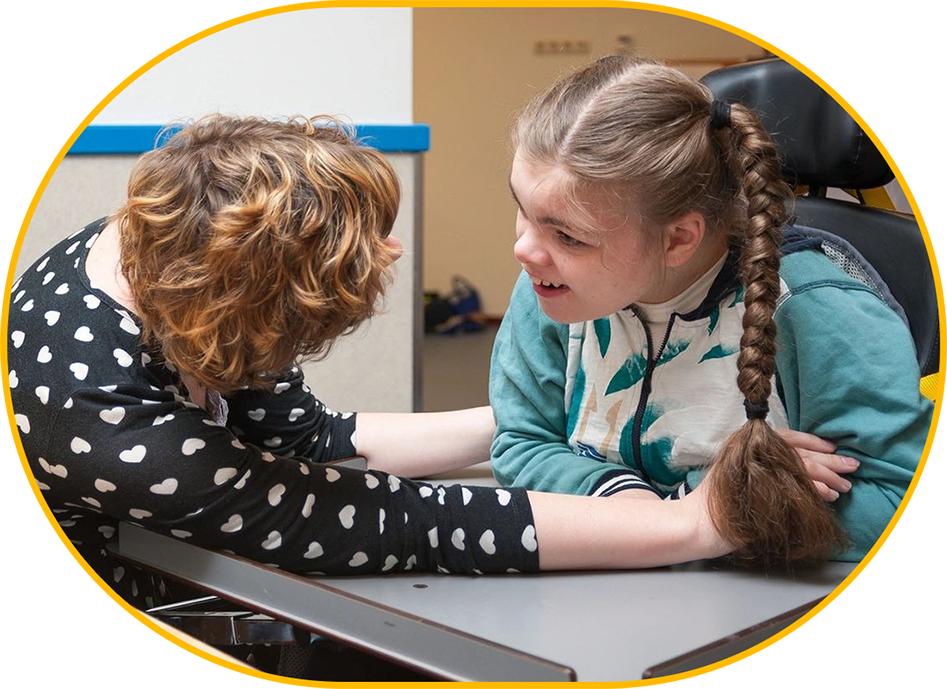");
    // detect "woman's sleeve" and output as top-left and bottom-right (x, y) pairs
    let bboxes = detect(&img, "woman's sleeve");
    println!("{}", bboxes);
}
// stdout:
(47, 387), (540, 574)
(222, 367), (357, 463)
(774, 280), (933, 561)
(490, 272), (657, 497)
